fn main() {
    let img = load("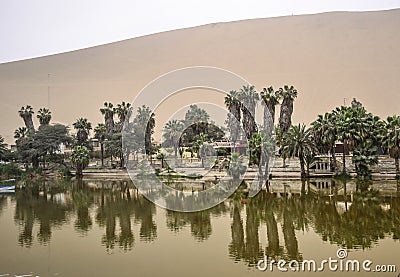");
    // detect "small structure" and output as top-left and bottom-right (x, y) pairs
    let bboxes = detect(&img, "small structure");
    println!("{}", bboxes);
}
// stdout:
(212, 141), (247, 156)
